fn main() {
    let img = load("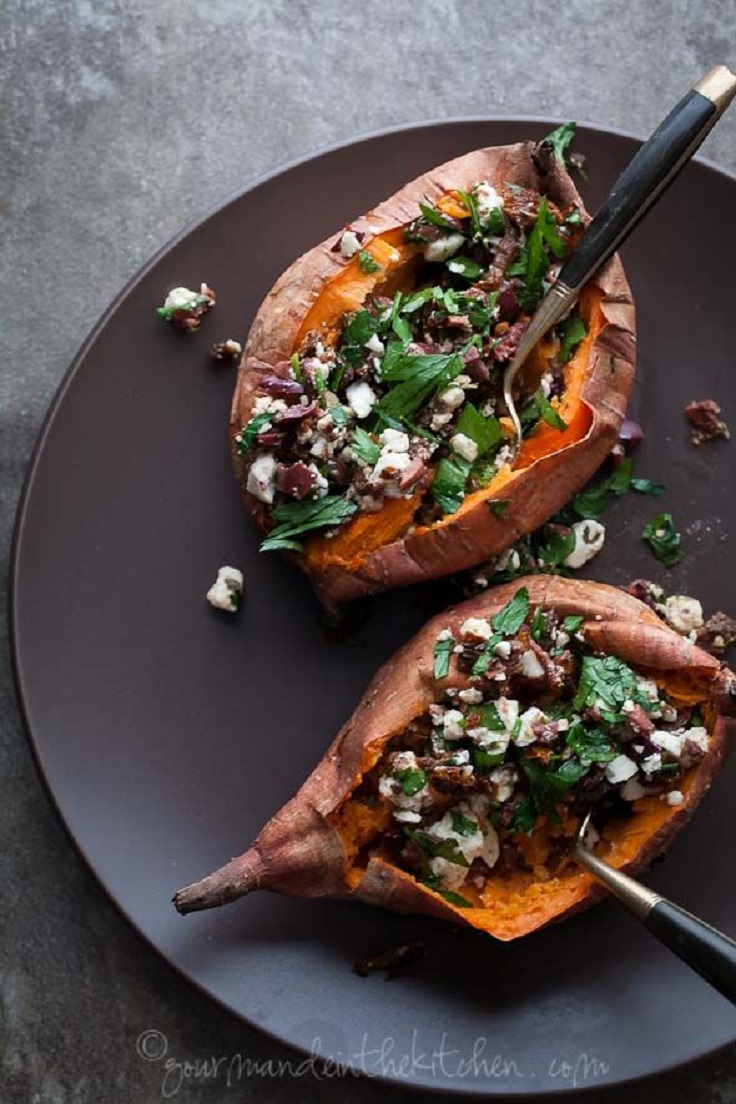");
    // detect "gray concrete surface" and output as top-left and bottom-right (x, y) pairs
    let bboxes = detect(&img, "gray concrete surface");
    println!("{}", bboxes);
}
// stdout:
(2, 1), (736, 1101)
